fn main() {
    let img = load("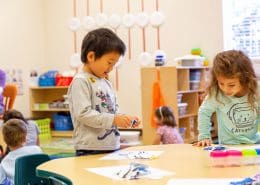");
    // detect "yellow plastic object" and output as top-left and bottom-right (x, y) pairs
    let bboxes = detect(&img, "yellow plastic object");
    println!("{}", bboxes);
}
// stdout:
(191, 48), (202, 55)
(35, 118), (51, 141)
(203, 59), (209, 66)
